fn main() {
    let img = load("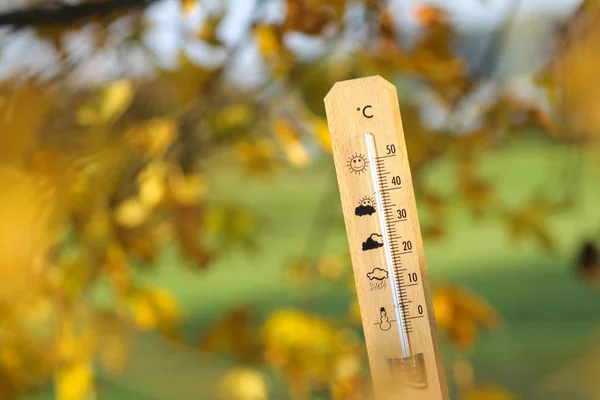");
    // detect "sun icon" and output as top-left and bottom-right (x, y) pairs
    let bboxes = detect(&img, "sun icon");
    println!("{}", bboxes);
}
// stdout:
(347, 153), (368, 175)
